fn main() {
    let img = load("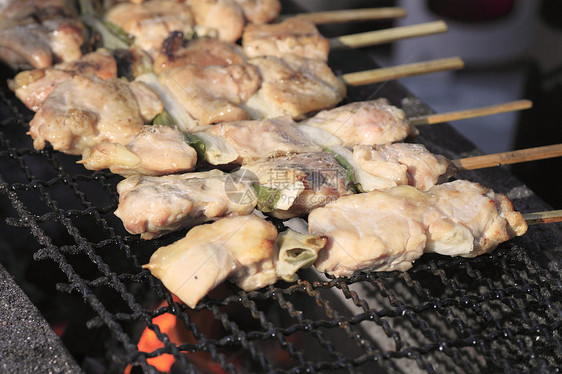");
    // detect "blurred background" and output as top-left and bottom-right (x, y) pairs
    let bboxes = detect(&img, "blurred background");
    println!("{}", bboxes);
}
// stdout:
(292, 0), (562, 208)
